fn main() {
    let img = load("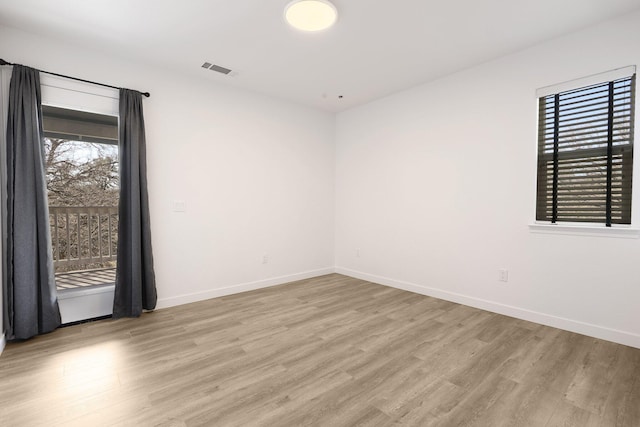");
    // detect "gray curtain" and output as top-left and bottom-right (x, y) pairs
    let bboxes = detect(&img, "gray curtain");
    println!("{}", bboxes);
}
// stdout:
(113, 88), (157, 318)
(3, 65), (61, 340)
